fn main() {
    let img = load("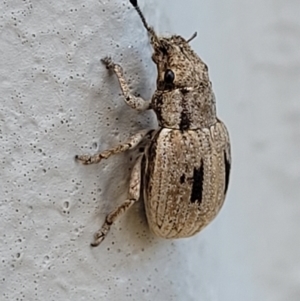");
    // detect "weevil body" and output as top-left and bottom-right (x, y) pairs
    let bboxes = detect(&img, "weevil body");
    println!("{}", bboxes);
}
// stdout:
(76, 0), (231, 246)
